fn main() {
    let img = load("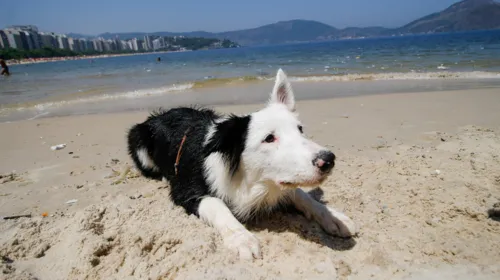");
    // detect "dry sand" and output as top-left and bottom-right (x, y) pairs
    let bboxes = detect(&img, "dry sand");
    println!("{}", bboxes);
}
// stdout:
(1, 88), (500, 280)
